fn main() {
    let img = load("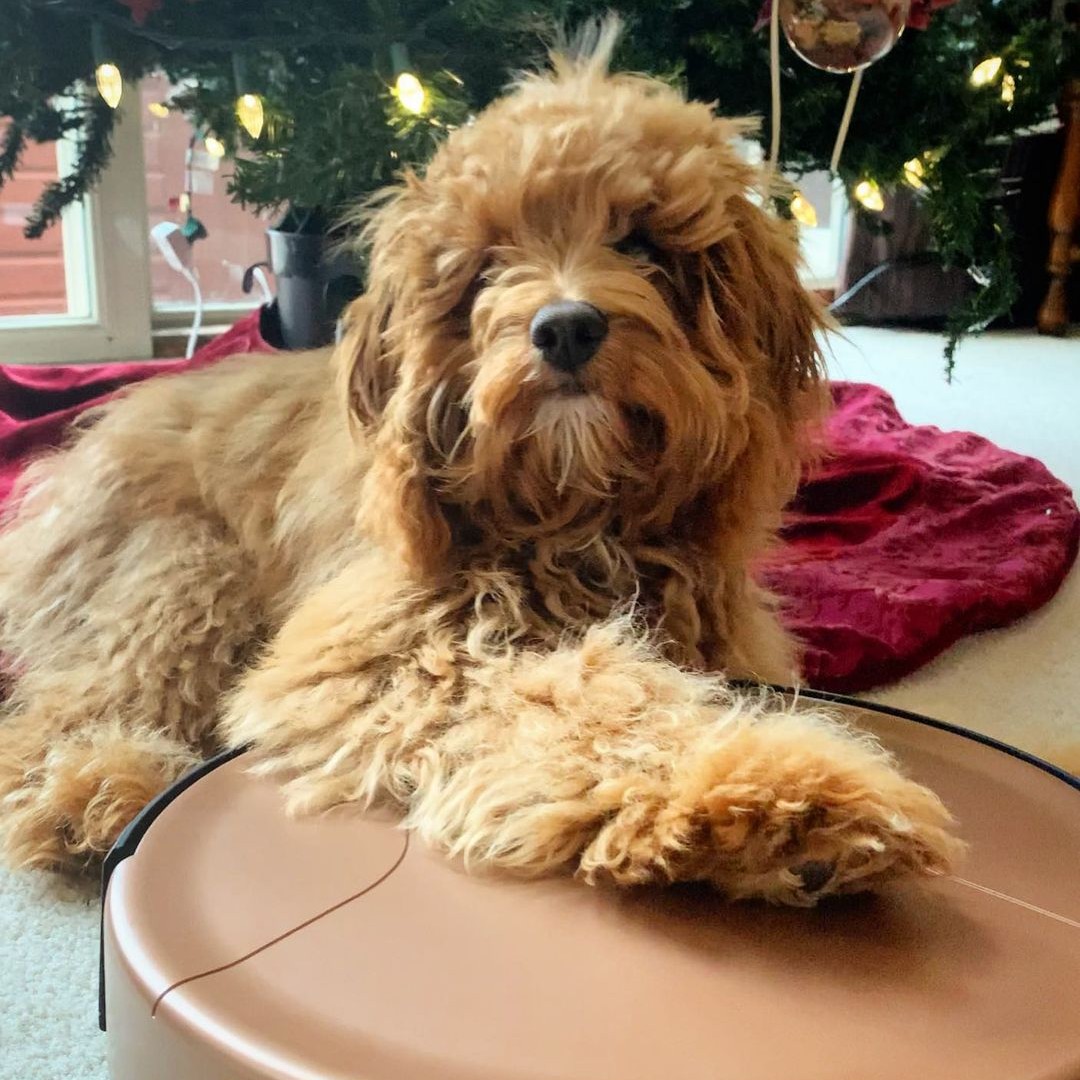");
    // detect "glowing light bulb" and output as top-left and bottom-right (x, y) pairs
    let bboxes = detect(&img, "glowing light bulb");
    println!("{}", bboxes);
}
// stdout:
(1001, 73), (1016, 105)
(395, 72), (426, 115)
(147, 101), (170, 118)
(235, 93), (264, 139)
(178, 192), (191, 213)
(204, 135), (226, 158)
(854, 179), (884, 213)
(903, 156), (926, 190)
(970, 56), (1003, 87)
(95, 63), (123, 109)
(790, 192), (818, 228)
